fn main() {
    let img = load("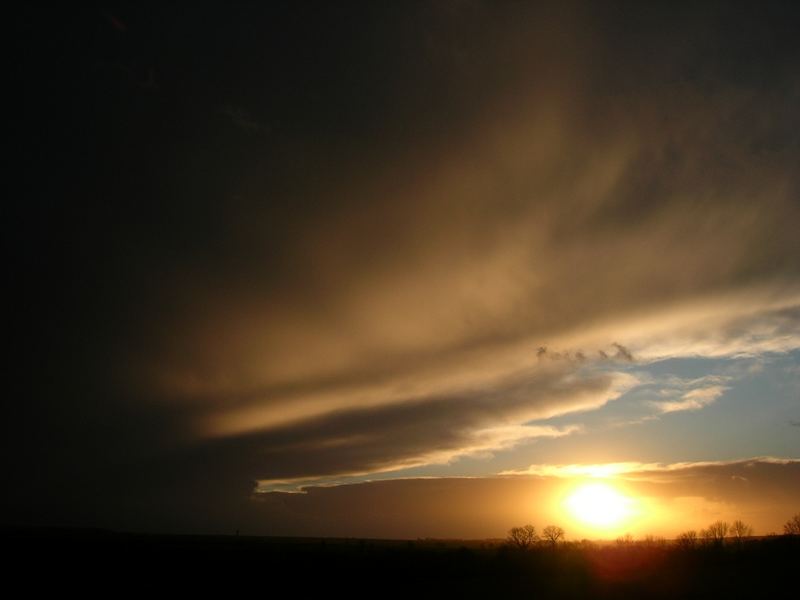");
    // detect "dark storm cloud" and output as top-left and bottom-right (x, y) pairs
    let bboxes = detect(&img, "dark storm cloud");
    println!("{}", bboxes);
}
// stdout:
(6, 2), (800, 531)
(228, 367), (620, 484)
